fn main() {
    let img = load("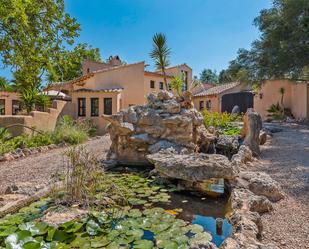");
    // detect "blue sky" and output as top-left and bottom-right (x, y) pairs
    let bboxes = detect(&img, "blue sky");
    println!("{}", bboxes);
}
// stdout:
(1, 0), (271, 80)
